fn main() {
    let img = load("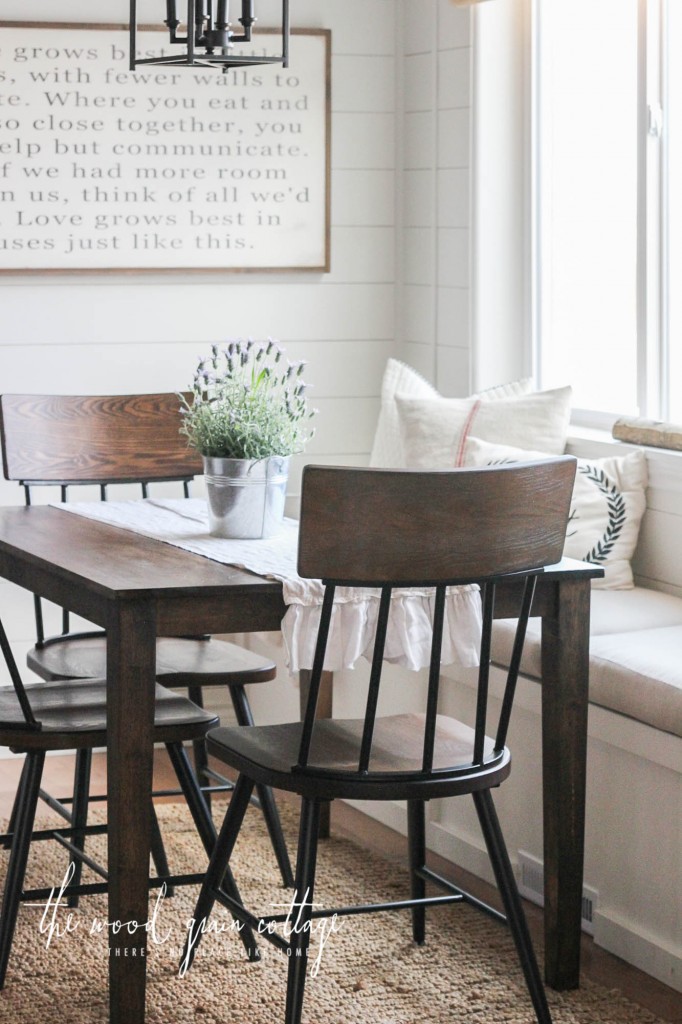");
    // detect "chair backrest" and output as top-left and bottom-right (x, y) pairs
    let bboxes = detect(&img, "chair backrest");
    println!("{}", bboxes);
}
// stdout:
(295, 459), (577, 780)
(0, 392), (202, 645)
(0, 393), (202, 488)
